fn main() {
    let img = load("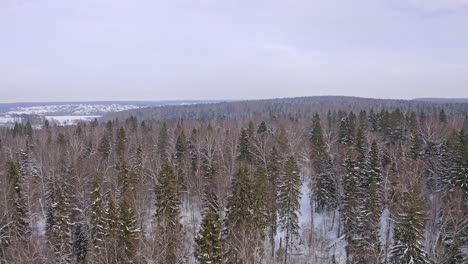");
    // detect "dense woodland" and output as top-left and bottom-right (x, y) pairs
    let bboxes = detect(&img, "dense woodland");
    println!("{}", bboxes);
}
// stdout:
(0, 96), (467, 264)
